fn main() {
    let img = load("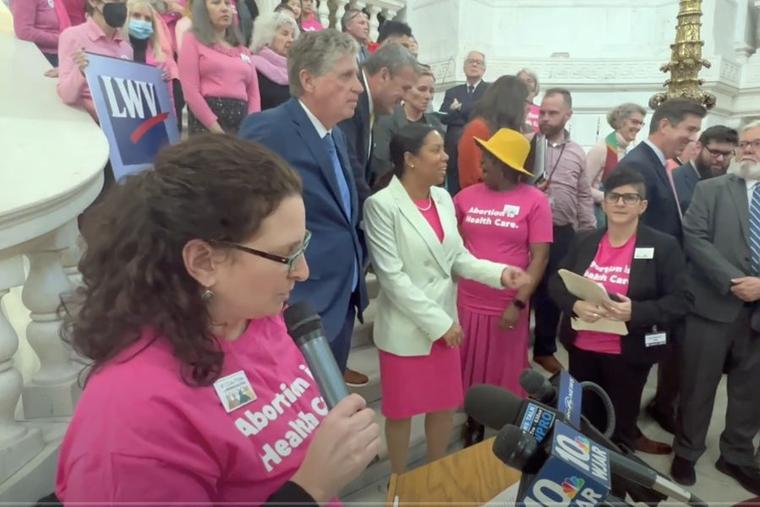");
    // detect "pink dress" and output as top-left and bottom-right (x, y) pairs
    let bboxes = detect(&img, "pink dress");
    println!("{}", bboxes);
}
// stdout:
(57, 316), (332, 504)
(454, 183), (553, 395)
(379, 199), (464, 420)
(575, 233), (636, 354)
